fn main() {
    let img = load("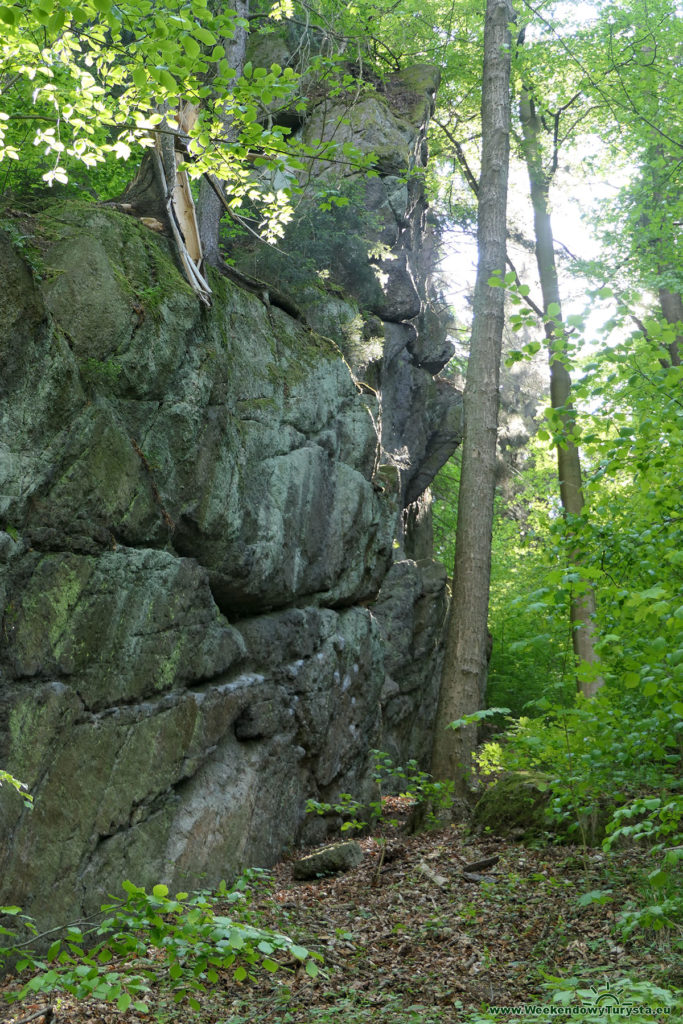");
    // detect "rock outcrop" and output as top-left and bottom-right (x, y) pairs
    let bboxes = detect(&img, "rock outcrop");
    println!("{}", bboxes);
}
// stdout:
(0, 62), (462, 932)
